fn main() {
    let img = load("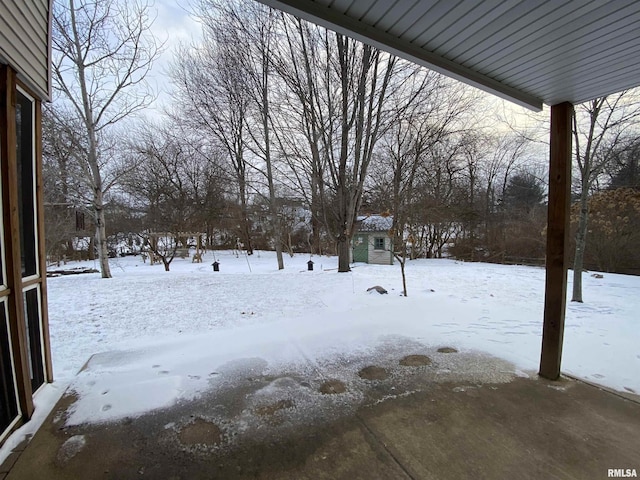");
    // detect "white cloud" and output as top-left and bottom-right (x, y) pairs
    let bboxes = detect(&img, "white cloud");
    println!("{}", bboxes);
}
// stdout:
(147, 0), (204, 111)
